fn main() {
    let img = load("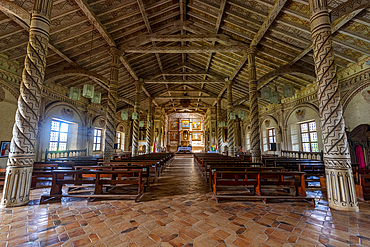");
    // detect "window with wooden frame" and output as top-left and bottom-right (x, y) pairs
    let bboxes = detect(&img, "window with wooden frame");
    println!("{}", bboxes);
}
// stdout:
(268, 128), (276, 151)
(93, 128), (102, 151)
(49, 120), (69, 151)
(300, 121), (318, 152)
